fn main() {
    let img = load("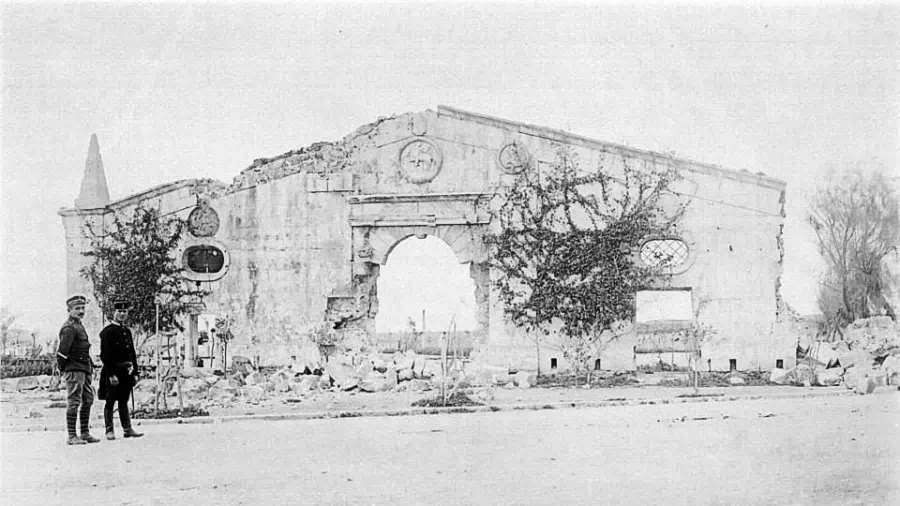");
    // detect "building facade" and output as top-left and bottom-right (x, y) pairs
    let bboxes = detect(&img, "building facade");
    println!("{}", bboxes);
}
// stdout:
(60, 106), (794, 371)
